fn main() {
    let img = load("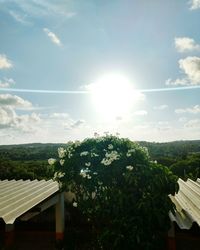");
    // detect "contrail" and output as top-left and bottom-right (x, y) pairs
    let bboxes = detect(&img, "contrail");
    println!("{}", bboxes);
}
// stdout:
(0, 85), (200, 94)
(140, 85), (200, 93)
(0, 88), (89, 94)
